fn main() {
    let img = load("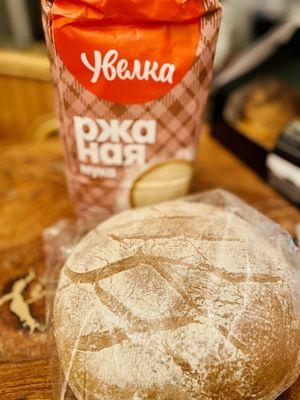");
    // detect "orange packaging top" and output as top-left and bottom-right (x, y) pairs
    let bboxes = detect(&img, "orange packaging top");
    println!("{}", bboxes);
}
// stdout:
(51, 0), (221, 25)
(47, 0), (222, 104)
